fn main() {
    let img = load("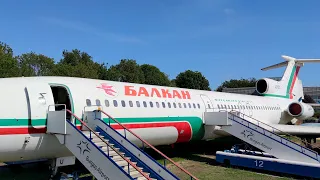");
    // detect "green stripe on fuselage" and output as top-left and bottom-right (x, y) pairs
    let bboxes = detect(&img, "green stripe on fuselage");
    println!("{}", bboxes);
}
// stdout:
(0, 116), (205, 141)
(0, 119), (46, 126)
